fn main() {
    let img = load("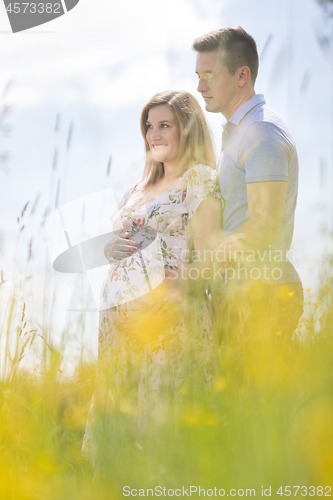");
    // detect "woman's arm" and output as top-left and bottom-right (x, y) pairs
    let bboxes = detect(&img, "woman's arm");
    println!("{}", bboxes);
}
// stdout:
(167, 195), (224, 286)
(191, 195), (224, 261)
